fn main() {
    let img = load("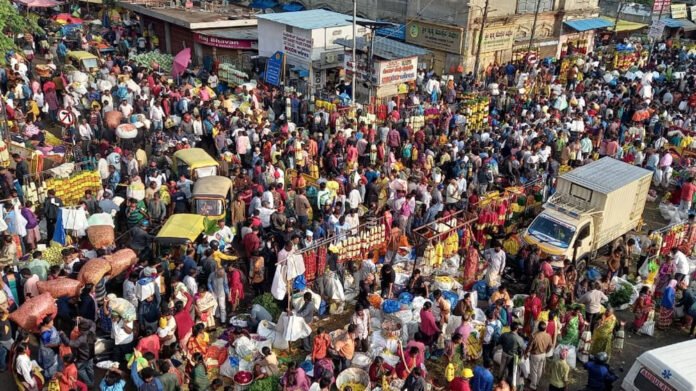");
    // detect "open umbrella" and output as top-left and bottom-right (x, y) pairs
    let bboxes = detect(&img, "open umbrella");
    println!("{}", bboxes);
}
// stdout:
(16, 0), (61, 7)
(52, 13), (82, 24)
(172, 47), (191, 77)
